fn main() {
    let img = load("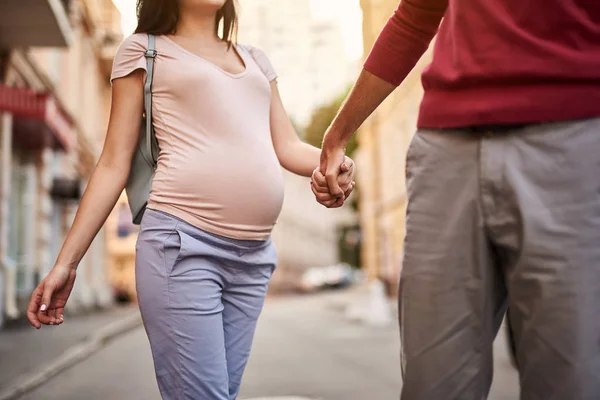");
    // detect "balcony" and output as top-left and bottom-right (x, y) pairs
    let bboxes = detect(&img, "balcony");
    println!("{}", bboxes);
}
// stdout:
(0, 0), (74, 48)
